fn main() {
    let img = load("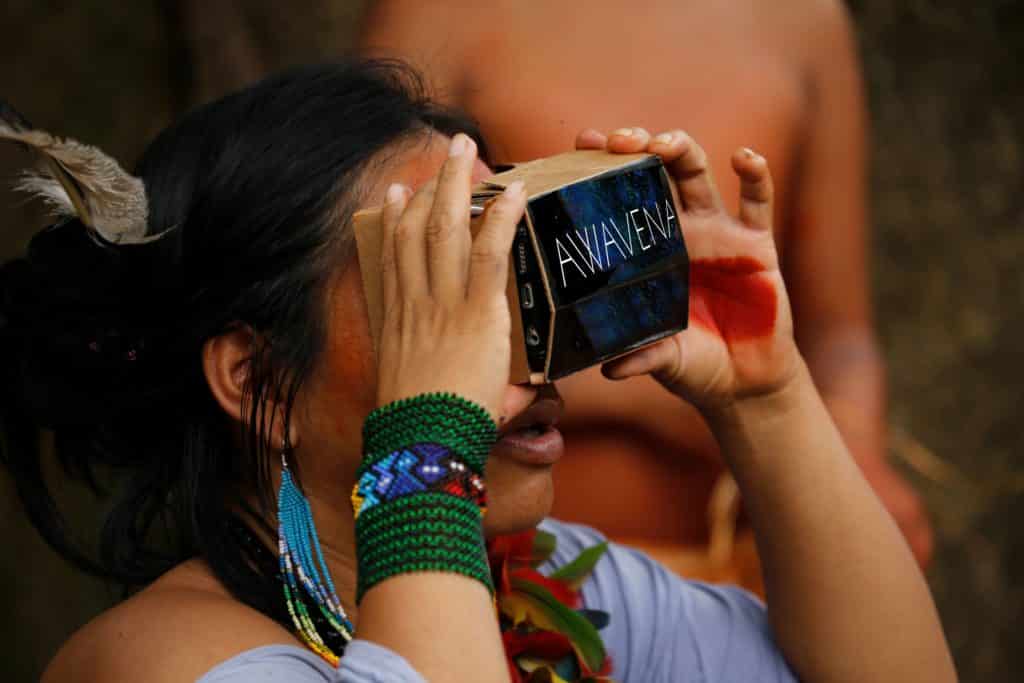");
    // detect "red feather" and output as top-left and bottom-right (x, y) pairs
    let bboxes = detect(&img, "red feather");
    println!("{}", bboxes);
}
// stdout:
(503, 629), (574, 659)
